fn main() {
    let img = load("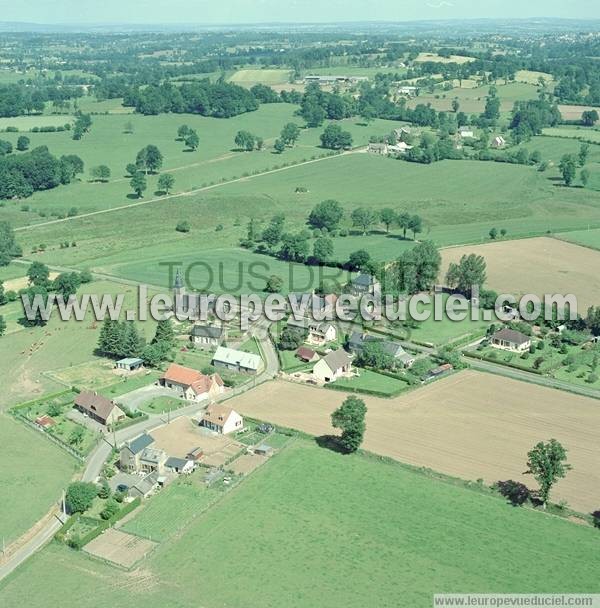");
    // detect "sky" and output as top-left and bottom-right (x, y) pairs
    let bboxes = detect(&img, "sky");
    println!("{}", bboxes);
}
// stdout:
(0, 0), (599, 25)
